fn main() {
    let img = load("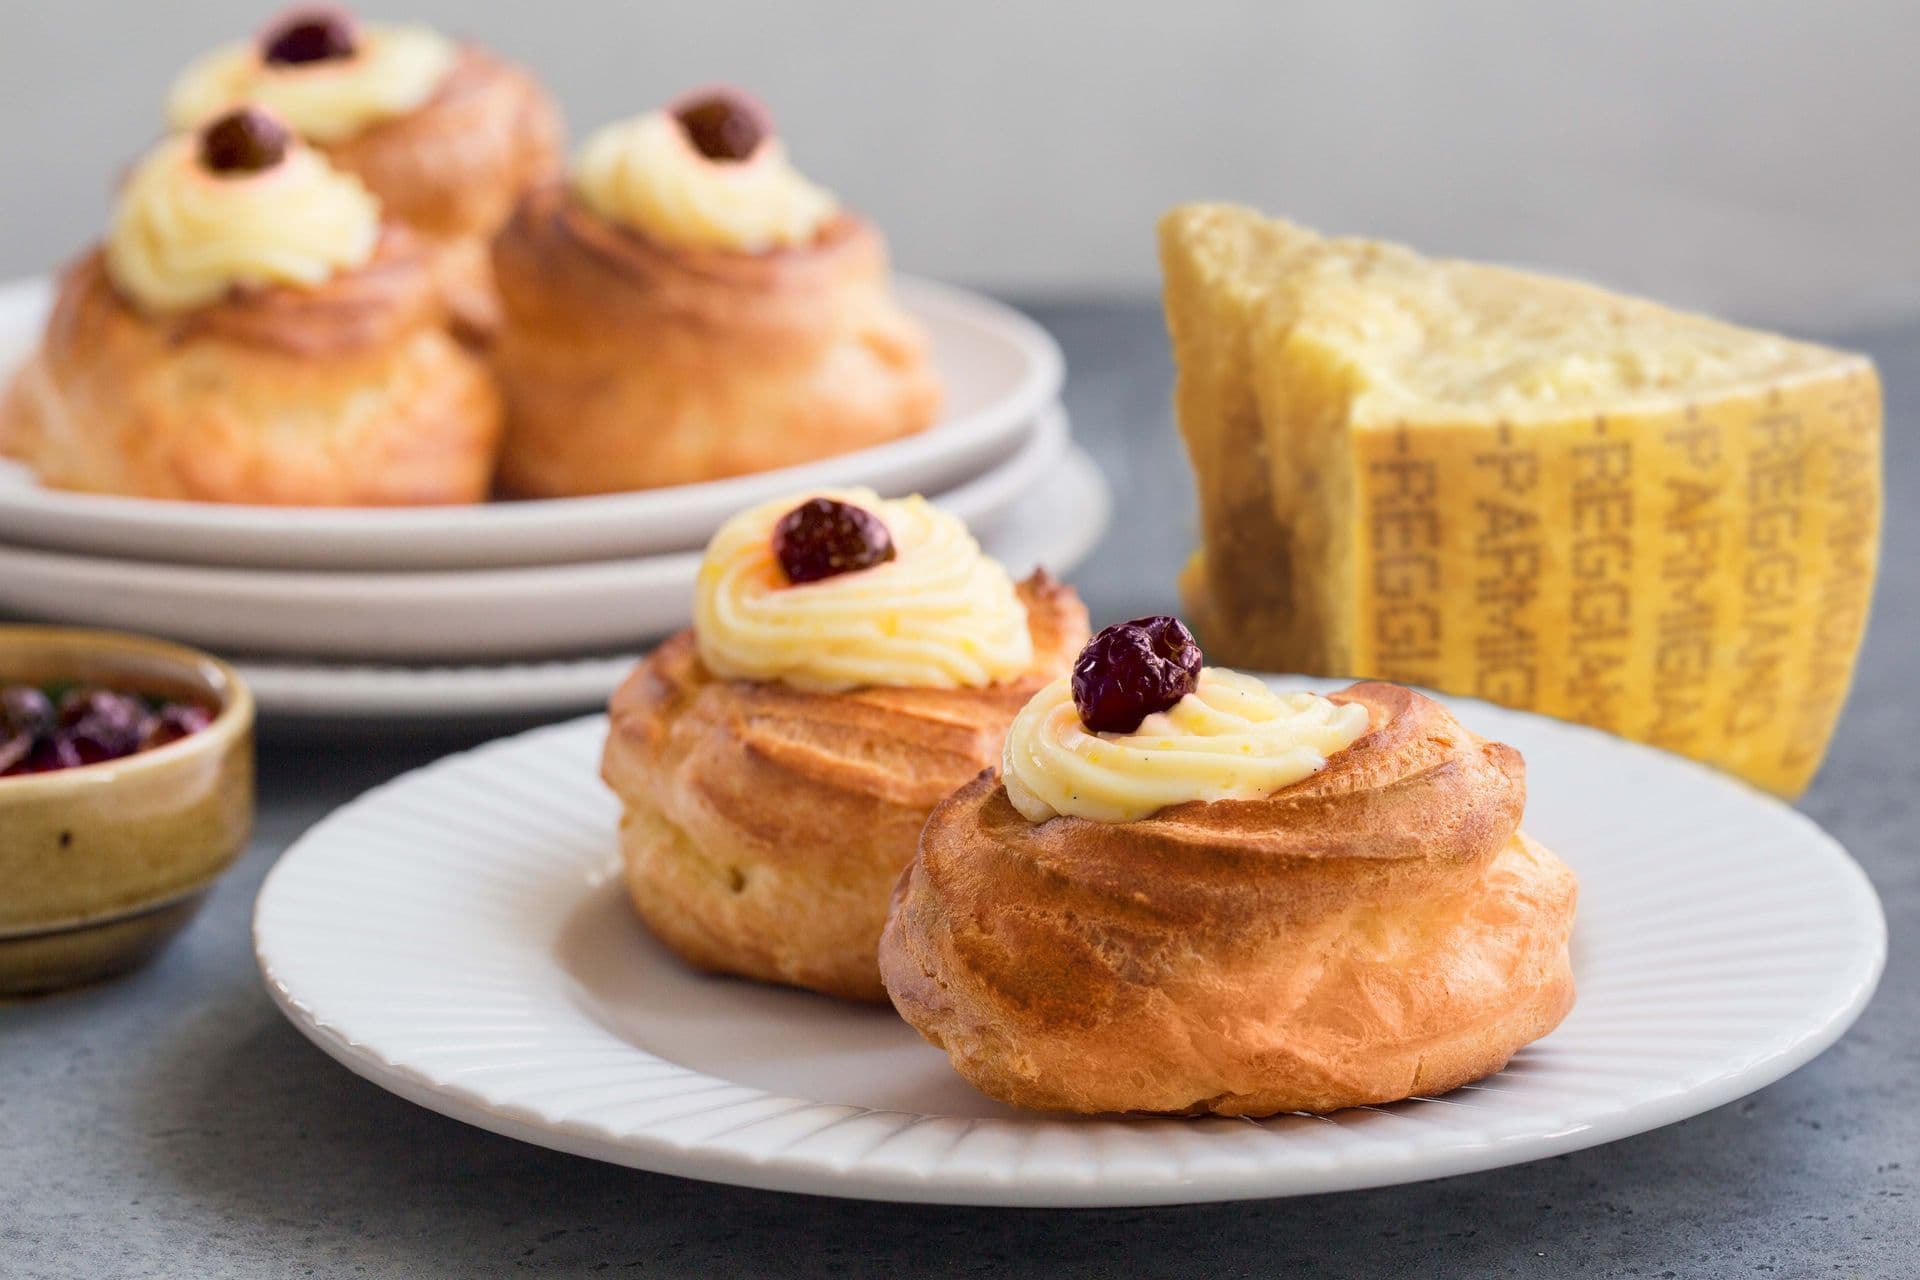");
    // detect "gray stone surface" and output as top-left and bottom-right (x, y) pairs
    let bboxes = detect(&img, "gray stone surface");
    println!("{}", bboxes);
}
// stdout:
(2, 303), (1913, 1278)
